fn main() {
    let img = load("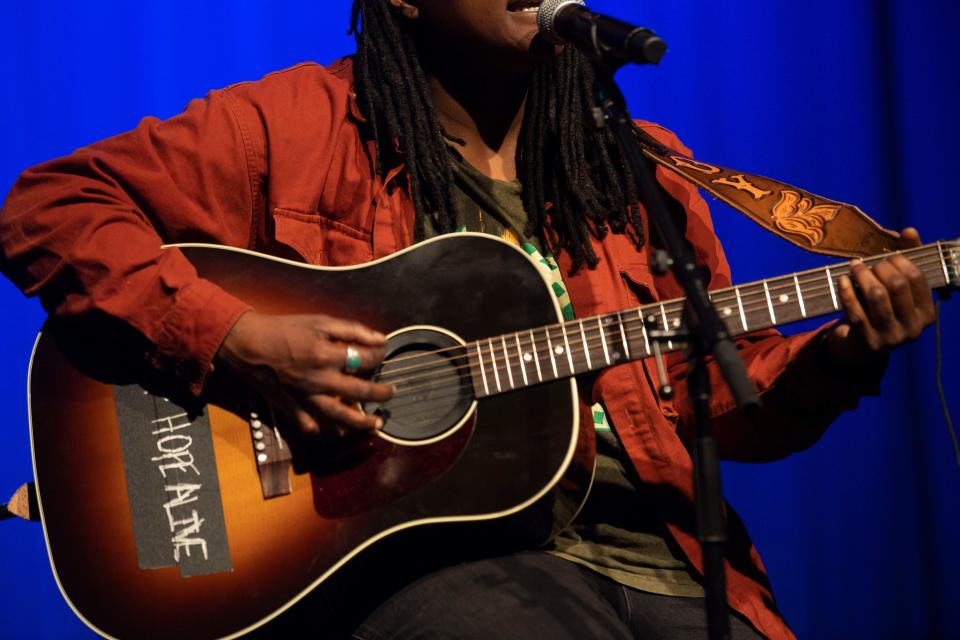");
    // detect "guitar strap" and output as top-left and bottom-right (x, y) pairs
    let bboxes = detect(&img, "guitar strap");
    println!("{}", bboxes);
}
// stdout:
(1, 483), (38, 522)
(636, 130), (901, 258)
